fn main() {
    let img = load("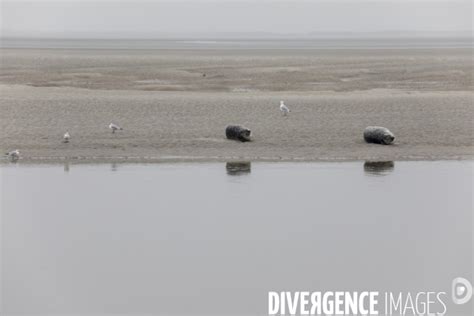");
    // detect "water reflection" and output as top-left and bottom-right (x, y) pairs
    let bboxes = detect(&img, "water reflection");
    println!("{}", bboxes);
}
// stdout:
(363, 161), (395, 176)
(225, 161), (251, 176)
(1, 161), (472, 315)
(63, 161), (70, 173)
(111, 162), (118, 172)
